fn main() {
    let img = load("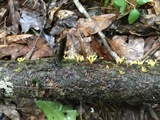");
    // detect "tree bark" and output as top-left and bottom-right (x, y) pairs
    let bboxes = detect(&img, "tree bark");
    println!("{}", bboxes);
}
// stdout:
(0, 58), (160, 103)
